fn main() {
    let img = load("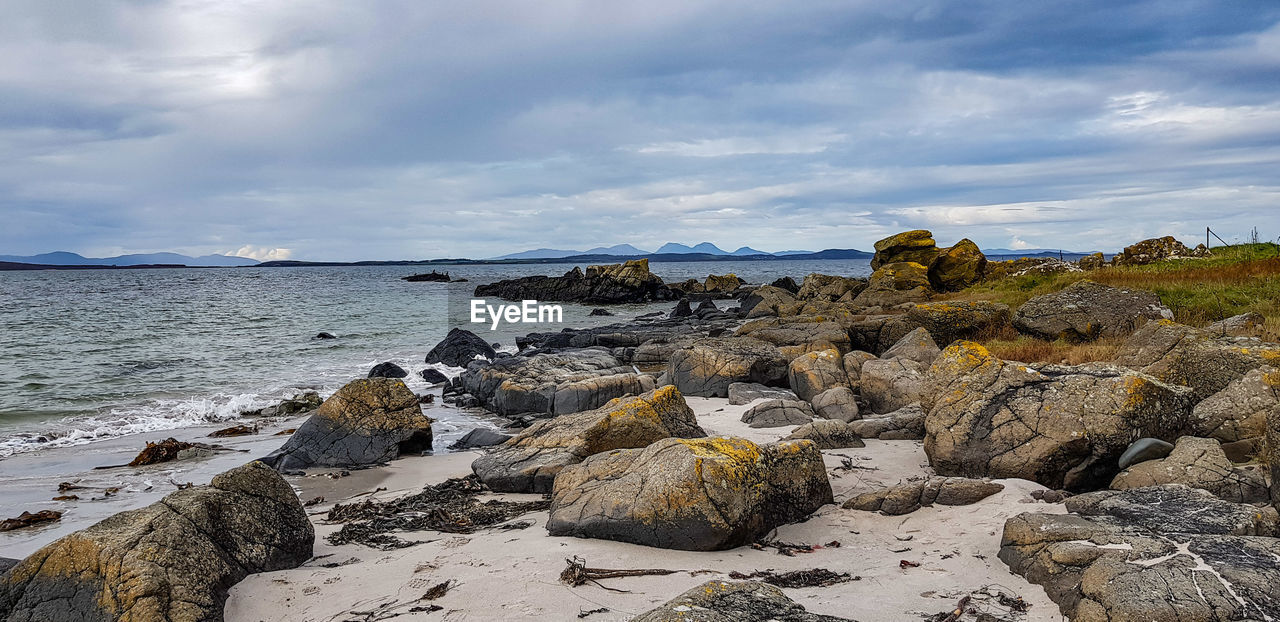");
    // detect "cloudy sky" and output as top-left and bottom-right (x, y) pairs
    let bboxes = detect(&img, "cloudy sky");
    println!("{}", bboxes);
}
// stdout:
(3, 1), (1280, 261)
